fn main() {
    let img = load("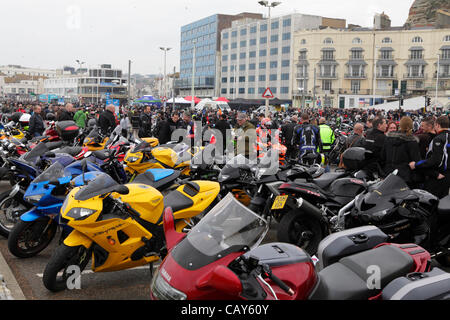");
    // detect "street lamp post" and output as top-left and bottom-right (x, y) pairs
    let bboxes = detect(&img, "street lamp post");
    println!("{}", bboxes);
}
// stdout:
(76, 60), (85, 104)
(160, 47), (172, 112)
(258, 1), (281, 117)
(191, 40), (197, 110)
(436, 53), (440, 108)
